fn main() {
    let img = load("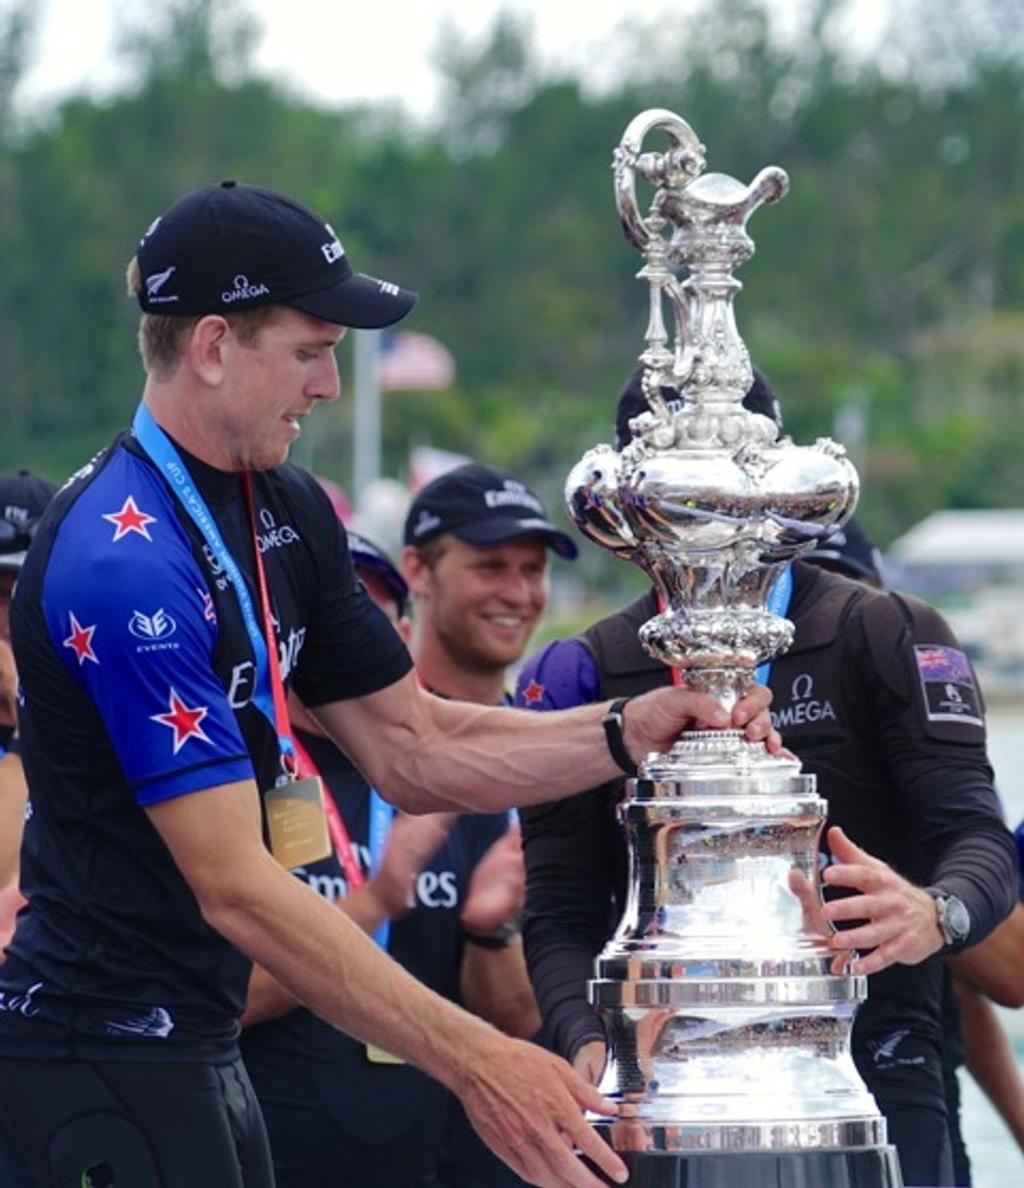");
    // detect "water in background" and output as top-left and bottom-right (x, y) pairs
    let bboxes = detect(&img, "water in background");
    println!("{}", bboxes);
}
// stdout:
(958, 705), (1024, 1187)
